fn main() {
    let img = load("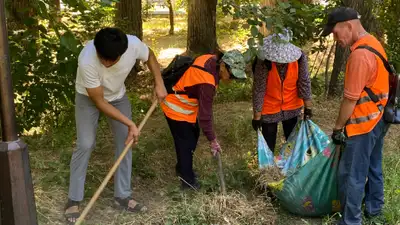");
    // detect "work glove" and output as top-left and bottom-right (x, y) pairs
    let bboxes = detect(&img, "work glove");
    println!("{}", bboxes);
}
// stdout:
(304, 108), (313, 120)
(331, 129), (346, 145)
(210, 139), (222, 157)
(252, 119), (262, 131)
